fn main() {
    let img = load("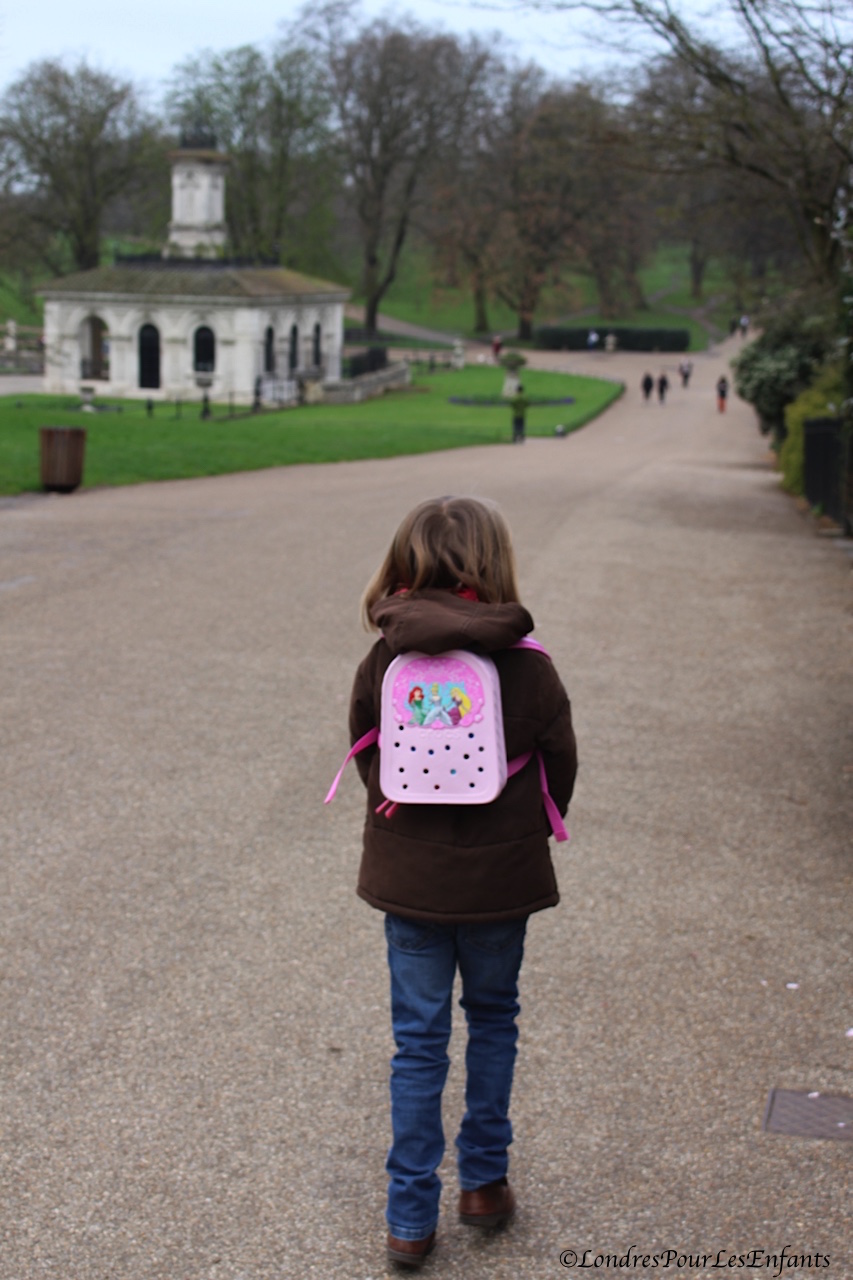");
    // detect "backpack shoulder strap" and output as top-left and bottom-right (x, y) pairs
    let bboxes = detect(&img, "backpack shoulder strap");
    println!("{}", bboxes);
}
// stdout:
(324, 726), (379, 804)
(506, 637), (570, 843)
(513, 636), (550, 658)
